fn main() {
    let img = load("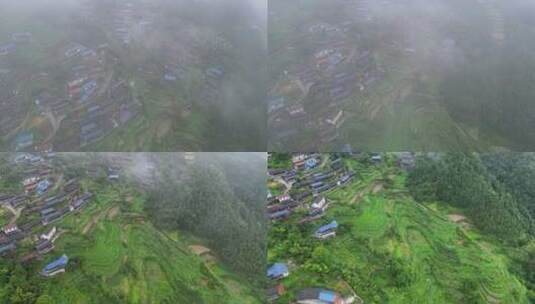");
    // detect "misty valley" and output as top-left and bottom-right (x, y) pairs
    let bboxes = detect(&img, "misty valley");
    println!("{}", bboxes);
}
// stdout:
(0, 0), (266, 152)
